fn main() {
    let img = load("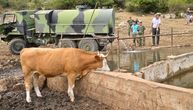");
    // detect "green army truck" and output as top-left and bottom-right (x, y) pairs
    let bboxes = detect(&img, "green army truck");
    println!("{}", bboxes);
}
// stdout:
(0, 8), (115, 55)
